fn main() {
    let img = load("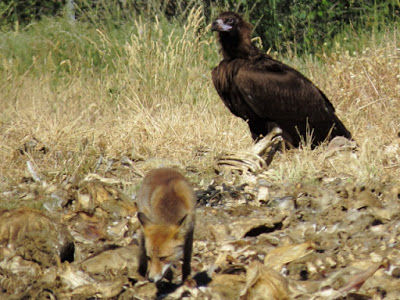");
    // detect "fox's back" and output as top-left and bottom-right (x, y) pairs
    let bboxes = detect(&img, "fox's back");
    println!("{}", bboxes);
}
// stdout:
(136, 168), (196, 282)
(136, 168), (196, 225)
